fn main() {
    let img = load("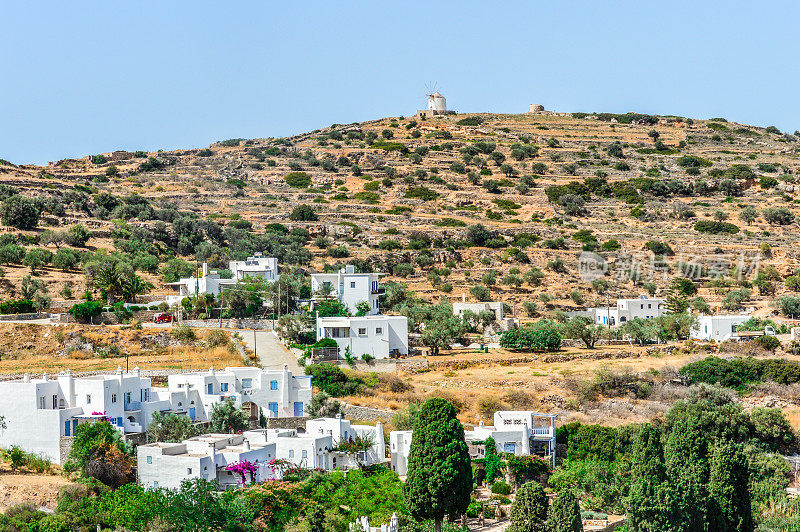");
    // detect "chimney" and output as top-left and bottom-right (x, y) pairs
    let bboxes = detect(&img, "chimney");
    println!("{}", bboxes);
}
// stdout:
(134, 366), (141, 377)
(42, 372), (48, 382)
(208, 442), (216, 463)
(462, 293), (466, 303)
(243, 440), (250, 451)
(23, 373), (30, 383)
(202, 263), (208, 277)
(209, 367), (215, 376)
